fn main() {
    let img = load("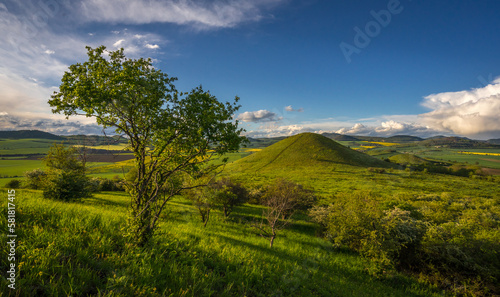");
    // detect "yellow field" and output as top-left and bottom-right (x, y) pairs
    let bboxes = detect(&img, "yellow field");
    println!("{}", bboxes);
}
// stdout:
(244, 148), (262, 152)
(364, 141), (399, 147)
(74, 144), (129, 151)
(459, 151), (500, 156)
